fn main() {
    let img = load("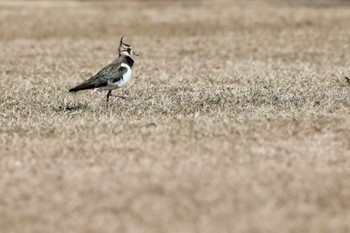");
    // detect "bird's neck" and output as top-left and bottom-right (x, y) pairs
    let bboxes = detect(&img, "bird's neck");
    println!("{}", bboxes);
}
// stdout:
(118, 55), (134, 68)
